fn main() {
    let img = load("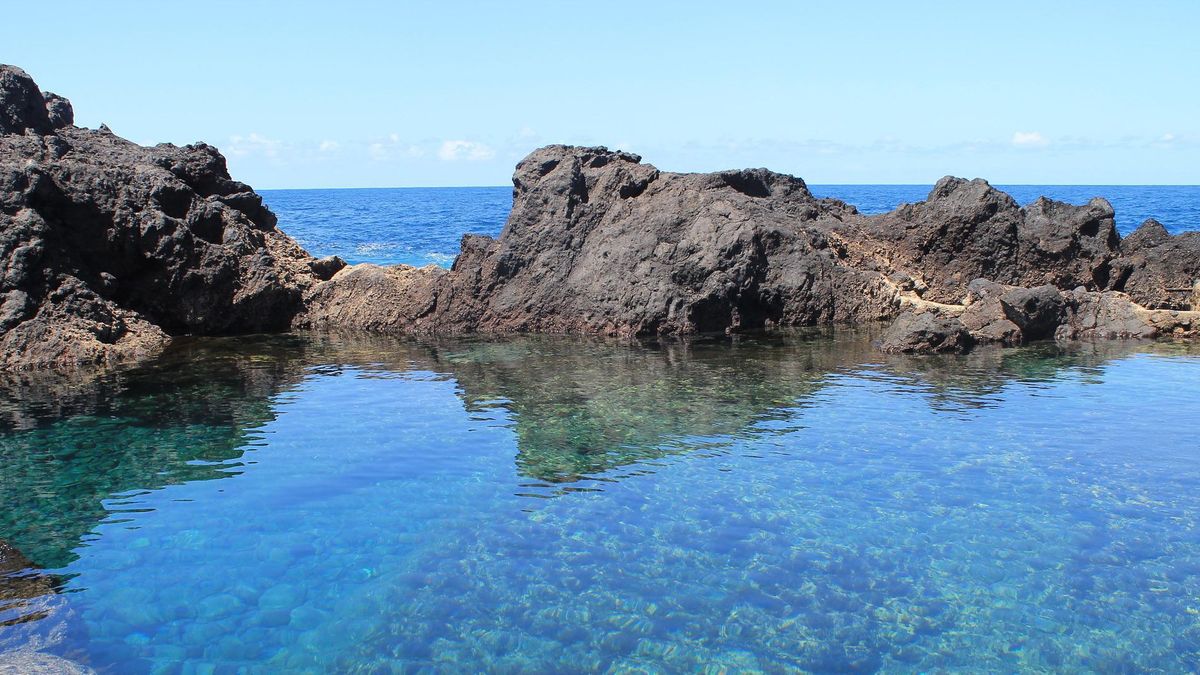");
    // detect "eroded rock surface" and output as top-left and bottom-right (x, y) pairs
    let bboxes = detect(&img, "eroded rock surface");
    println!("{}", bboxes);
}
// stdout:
(878, 312), (973, 354)
(3, 63), (1200, 365)
(300, 144), (1200, 352)
(0, 64), (326, 369)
